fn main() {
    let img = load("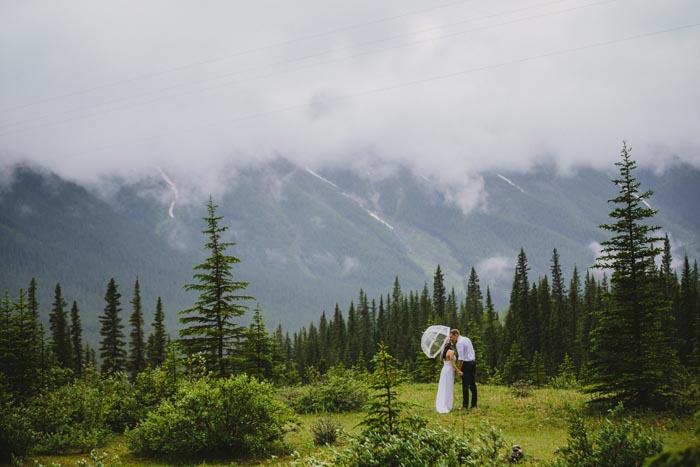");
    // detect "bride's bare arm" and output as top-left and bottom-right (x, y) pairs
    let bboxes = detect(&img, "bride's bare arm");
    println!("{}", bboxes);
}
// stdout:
(450, 351), (463, 376)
